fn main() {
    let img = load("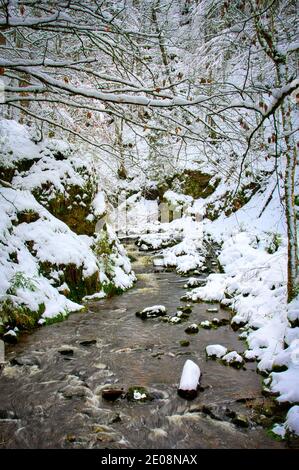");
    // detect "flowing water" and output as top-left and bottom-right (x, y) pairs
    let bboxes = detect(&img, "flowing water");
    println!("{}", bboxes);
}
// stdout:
(0, 240), (285, 449)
